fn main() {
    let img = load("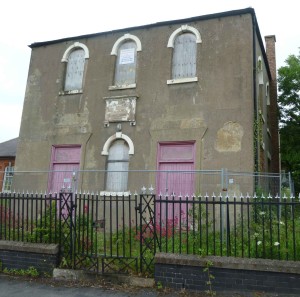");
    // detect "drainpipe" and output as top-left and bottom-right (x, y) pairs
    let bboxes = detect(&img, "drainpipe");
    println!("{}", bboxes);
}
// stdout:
(252, 13), (259, 187)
